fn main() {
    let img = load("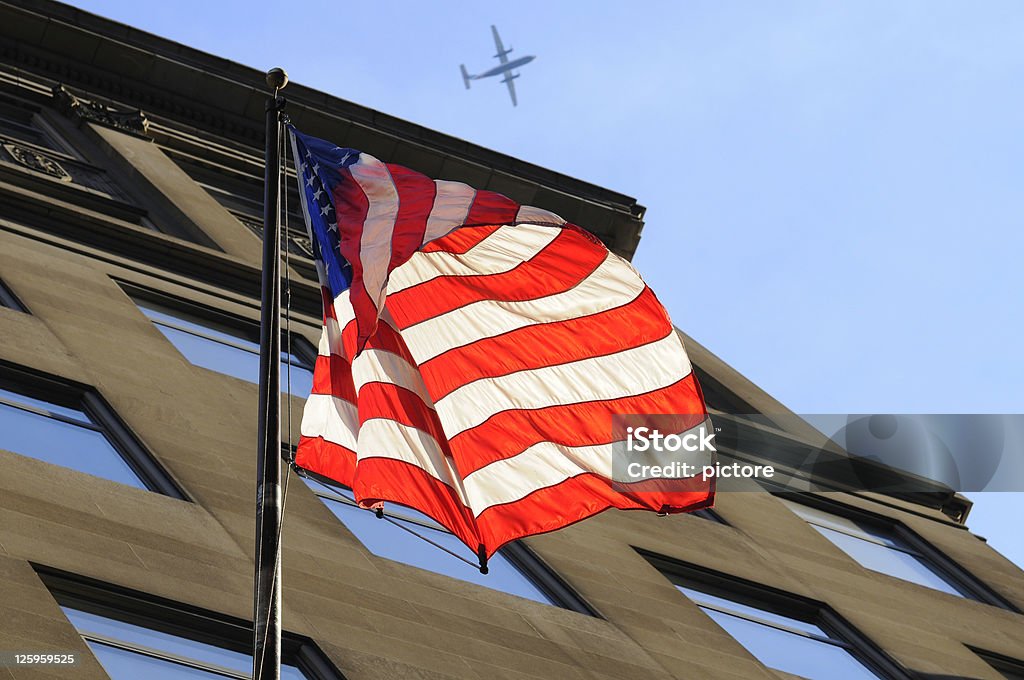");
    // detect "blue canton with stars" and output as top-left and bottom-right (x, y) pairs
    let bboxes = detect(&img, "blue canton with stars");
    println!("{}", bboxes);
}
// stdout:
(289, 126), (359, 299)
